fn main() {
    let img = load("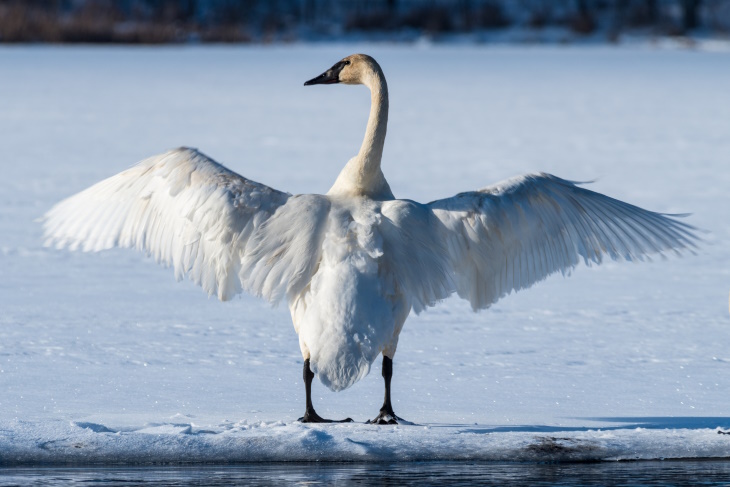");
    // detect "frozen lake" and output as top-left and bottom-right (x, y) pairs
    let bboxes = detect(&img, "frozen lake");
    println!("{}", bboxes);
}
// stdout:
(0, 44), (729, 465)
